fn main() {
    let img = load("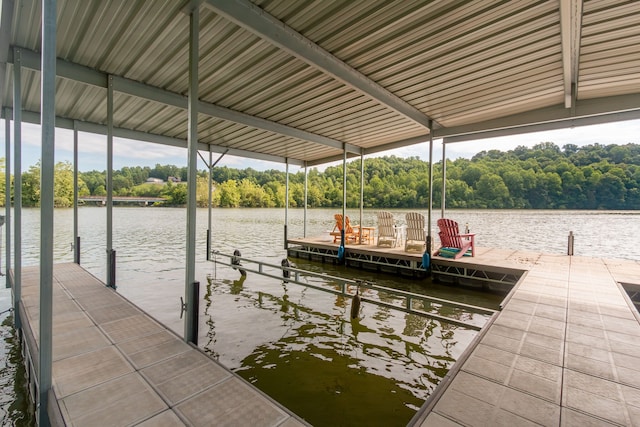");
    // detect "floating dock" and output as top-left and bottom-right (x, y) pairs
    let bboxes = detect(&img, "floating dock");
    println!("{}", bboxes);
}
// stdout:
(16, 263), (307, 426)
(287, 237), (525, 291)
